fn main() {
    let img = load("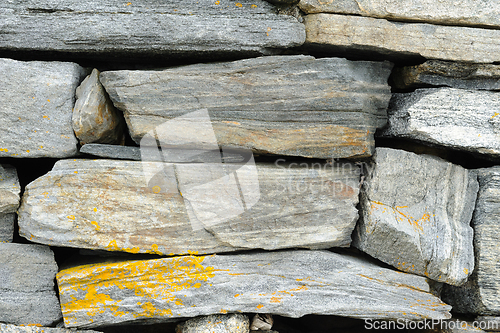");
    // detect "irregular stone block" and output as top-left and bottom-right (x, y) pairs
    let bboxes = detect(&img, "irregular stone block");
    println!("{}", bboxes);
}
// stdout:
(57, 250), (451, 328)
(73, 69), (125, 145)
(392, 61), (500, 91)
(0, 214), (15, 243)
(18, 158), (360, 255)
(0, 0), (305, 58)
(442, 167), (500, 314)
(299, 0), (500, 29)
(176, 314), (250, 333)
(0, 58), (85, 158)
(380, 88), (500, 158)
(0, 164), (20, 214)
(0, 243), (62, 326)
(303, 14), (500, 63)
(353, 148), (478, 286)
(0, 323), (102, 333)
(100, 55), (393, 159)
